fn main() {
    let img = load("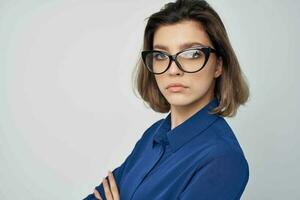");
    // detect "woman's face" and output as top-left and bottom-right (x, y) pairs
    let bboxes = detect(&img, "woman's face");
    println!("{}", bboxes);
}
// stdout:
(153, 20), (223, 109)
